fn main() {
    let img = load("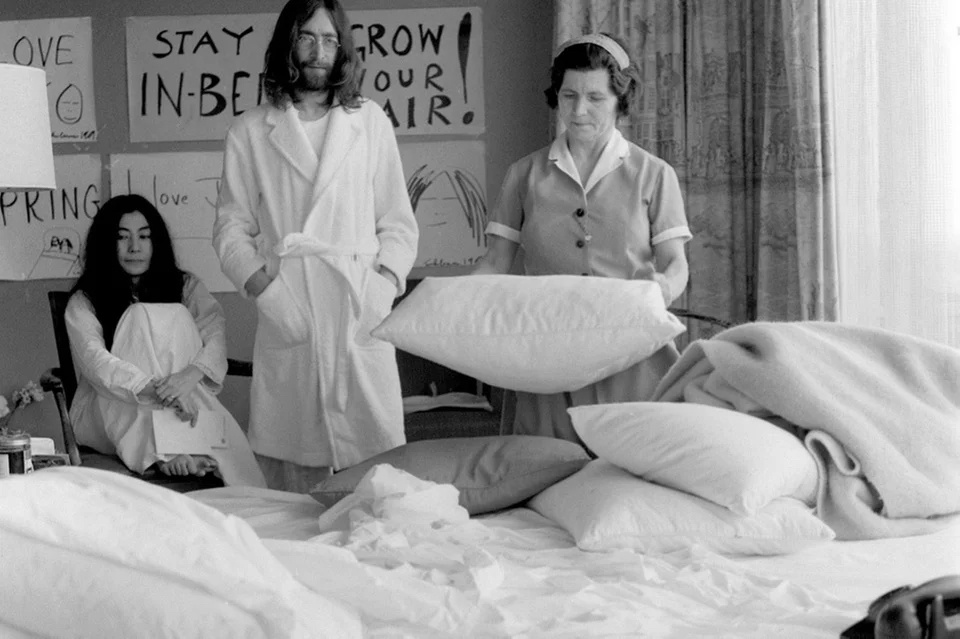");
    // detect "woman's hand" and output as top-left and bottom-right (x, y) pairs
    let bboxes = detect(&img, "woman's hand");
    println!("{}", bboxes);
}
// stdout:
(136, 379), (196, 423)
(170, 398), (197, 424)
(155, 365), (204, 407)
(652, 273), (672, 308)
(137, 379), (161, 404)
(634, 263), (672, 307)
(472, 236), (519, 275)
